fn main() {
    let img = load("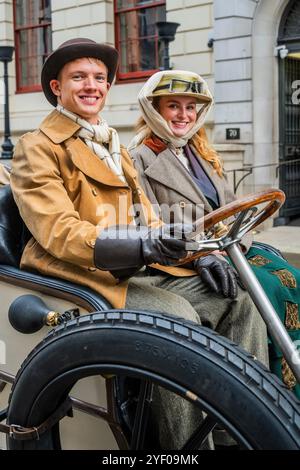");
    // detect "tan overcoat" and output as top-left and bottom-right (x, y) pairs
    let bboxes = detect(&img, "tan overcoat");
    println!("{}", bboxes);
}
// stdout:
(11, 111), (194, 309)
(130, 143), (252, 251)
